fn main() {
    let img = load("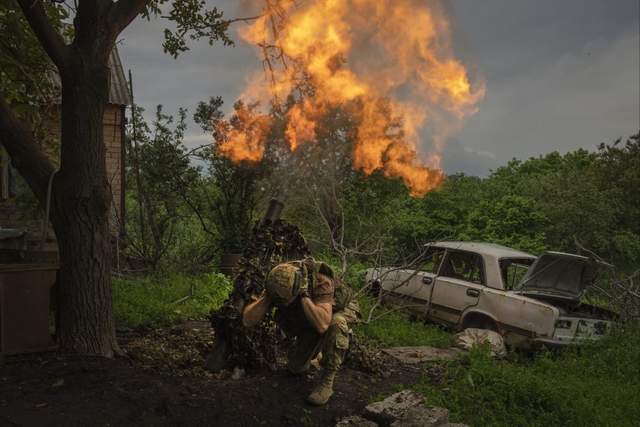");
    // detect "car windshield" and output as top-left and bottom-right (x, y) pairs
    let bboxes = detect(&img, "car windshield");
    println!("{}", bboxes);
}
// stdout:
(500, 258), (535, 290)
